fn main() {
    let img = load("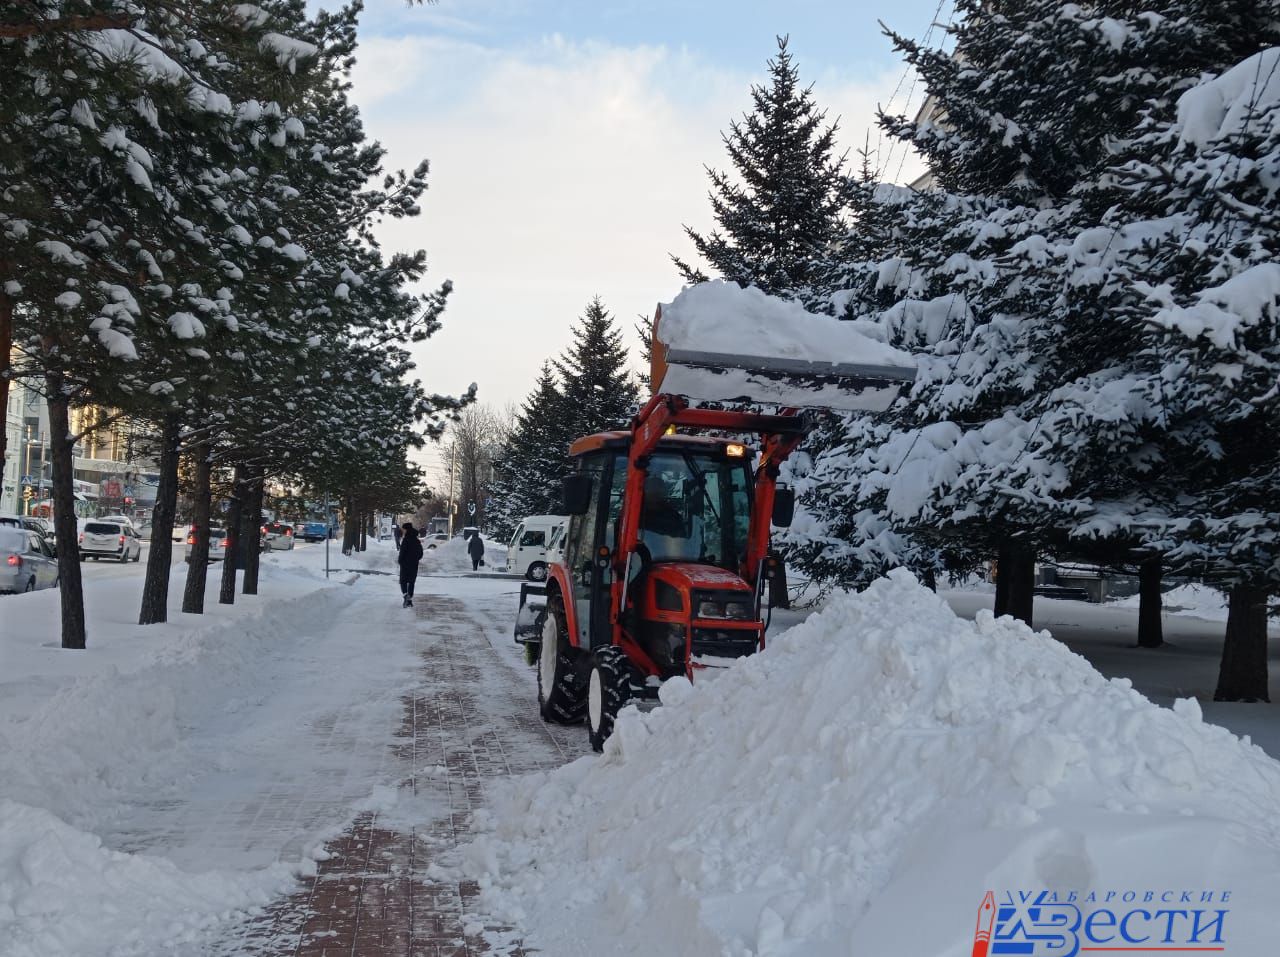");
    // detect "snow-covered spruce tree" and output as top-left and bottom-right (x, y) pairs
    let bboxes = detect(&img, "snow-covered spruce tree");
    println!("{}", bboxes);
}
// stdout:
(488, 361), (569, 537)
(555, 296), (639, 442)
(1, 0), (316, 647)
(1052, 42), (1280, 698)
(672, 36), (849, 297)
(793, 1), (1277, 629)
